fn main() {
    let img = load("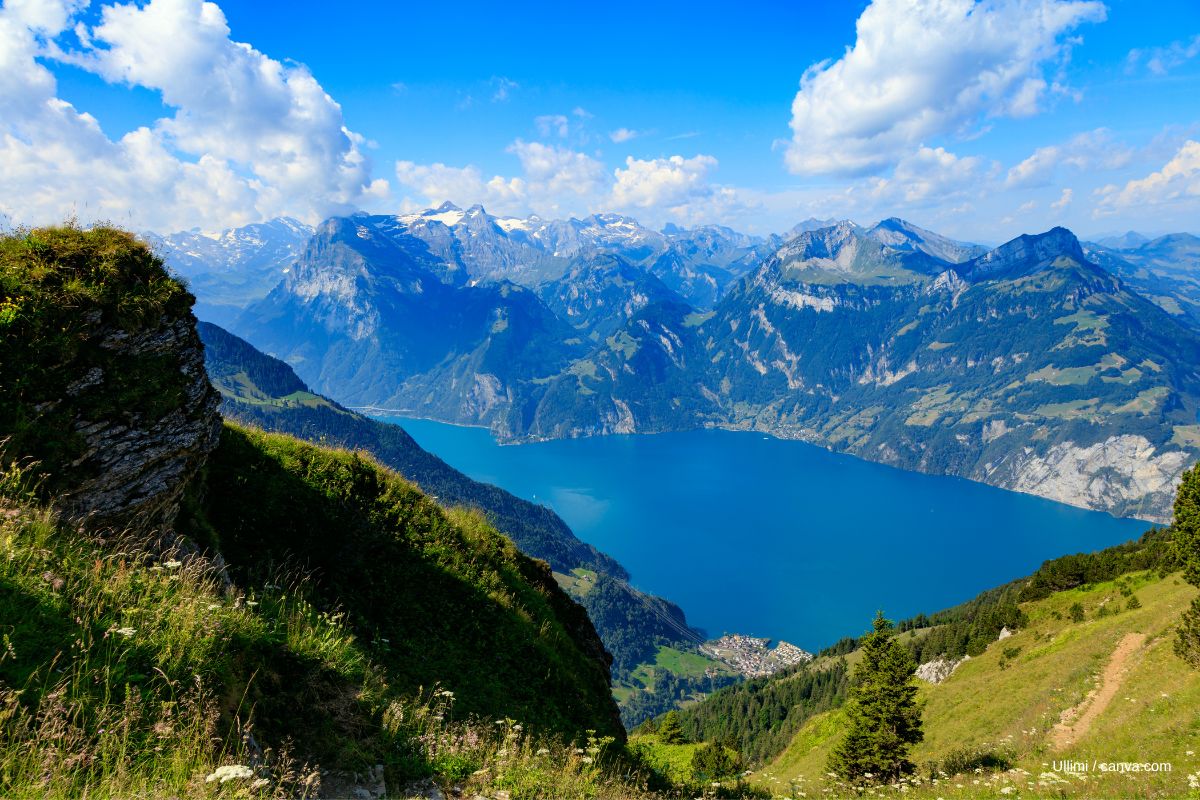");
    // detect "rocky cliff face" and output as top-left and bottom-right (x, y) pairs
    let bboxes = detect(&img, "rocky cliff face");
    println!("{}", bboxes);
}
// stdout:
(58, 311), (221, 534)
(0, 226), (221, 537)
